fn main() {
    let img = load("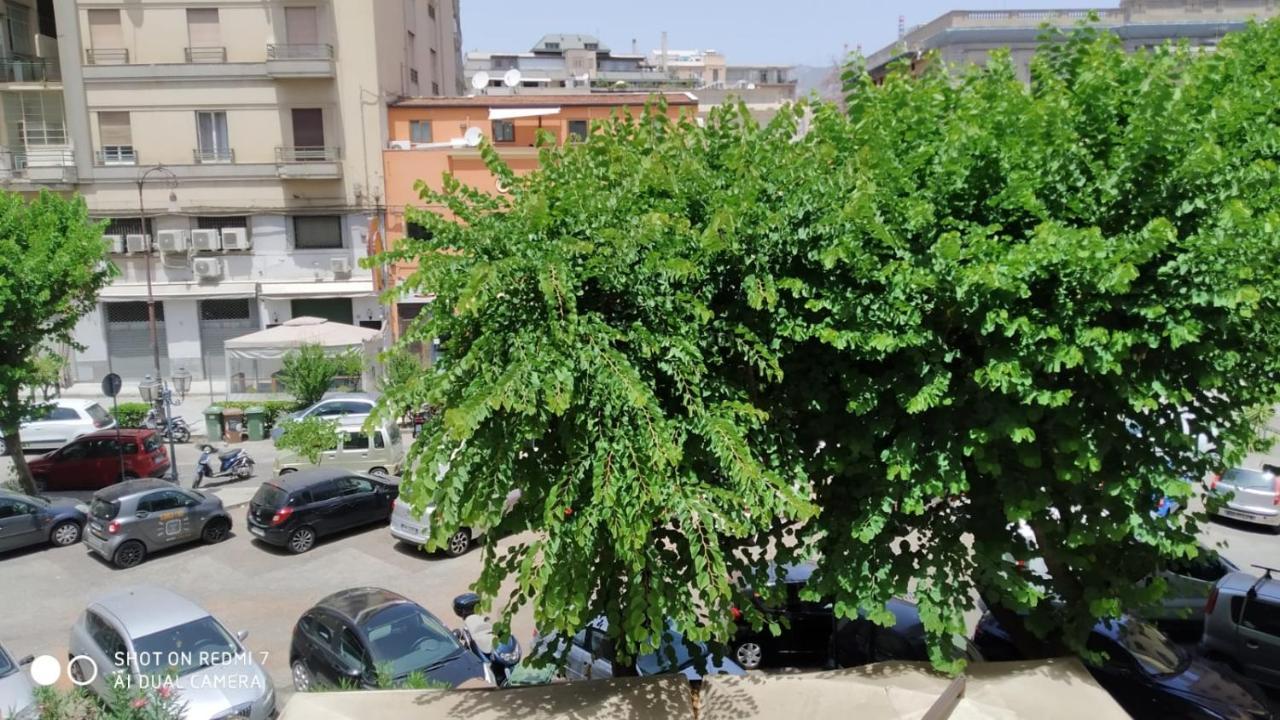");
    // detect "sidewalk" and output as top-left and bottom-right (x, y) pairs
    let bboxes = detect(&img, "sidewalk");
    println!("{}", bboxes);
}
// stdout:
(59, 380), (270, 438)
